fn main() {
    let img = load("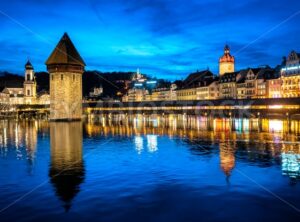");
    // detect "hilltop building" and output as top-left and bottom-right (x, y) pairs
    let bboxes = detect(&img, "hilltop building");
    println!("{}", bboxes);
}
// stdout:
(89, 86), (103, 98)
